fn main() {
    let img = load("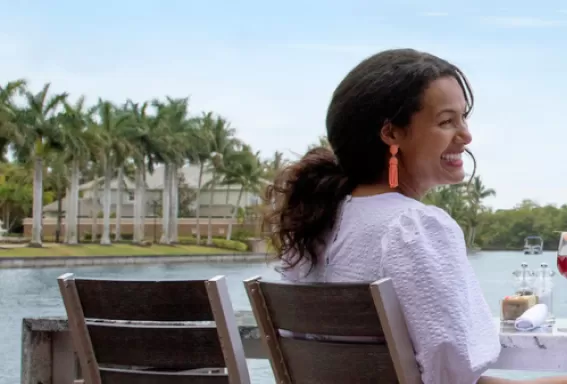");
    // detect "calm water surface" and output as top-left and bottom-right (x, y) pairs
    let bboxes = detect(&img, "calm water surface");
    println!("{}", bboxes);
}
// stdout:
(1, 251), (566, 383)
